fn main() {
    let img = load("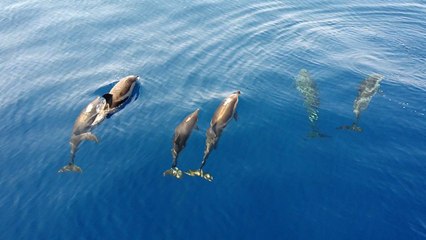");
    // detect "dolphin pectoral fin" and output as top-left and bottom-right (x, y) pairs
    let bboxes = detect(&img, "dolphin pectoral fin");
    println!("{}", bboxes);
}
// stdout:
(163, 167), (183, 179)
(233, 111), (238, 121)
(184, 169), (213, 182)
(58, 163), (82, 173)
(80, 132), (99, 143)
(92, 111), (107, 126)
